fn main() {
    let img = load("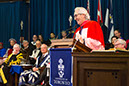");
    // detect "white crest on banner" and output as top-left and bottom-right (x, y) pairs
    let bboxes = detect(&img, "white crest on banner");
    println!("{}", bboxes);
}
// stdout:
(58, 58), (64, 78)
